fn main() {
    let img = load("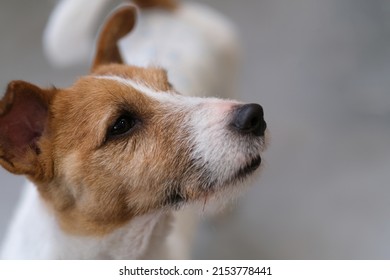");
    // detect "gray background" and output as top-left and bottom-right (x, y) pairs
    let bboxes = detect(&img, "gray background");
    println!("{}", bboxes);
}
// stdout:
(1, 0), (390, 259)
